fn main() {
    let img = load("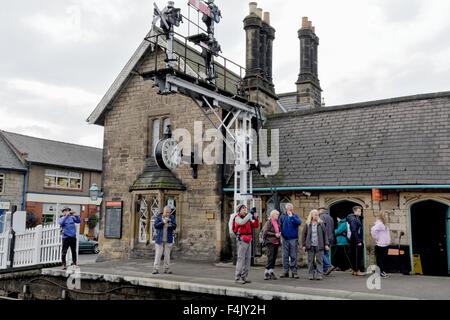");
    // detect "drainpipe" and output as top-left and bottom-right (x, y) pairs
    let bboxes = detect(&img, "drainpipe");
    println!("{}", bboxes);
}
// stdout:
(21, 168), (28, 211)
